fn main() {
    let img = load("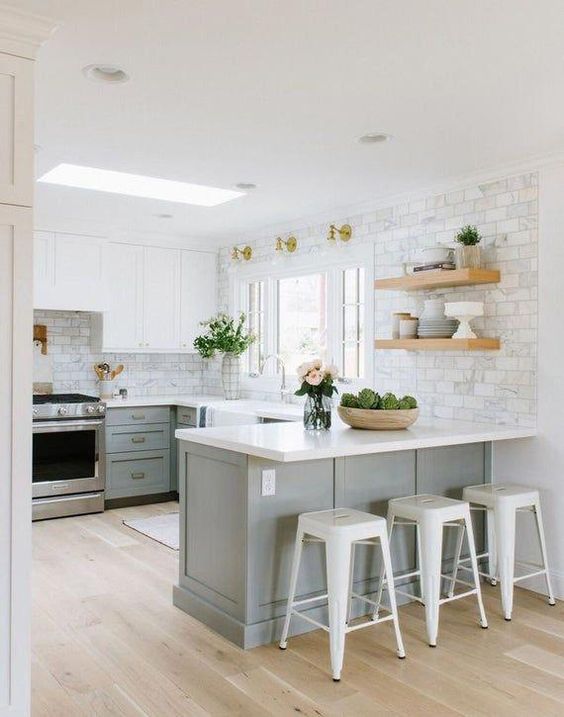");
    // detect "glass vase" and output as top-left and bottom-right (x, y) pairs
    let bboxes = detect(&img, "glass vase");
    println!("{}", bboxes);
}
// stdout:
(221, 353), (241, 400)
(303, 393), (332, 430)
